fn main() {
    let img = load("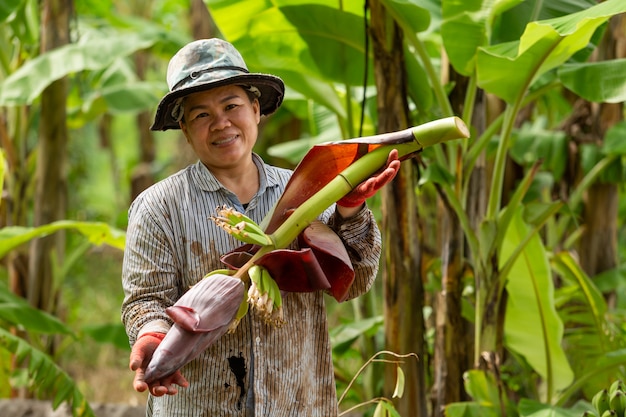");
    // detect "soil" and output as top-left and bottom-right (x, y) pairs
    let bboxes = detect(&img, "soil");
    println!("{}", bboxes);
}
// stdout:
(0, 399), (145, 417)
